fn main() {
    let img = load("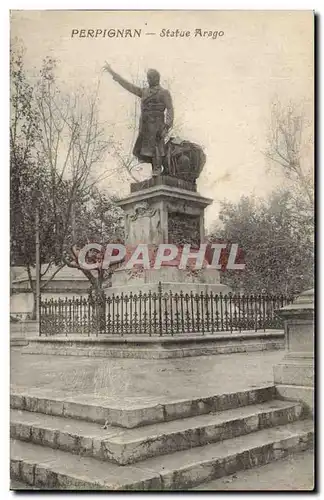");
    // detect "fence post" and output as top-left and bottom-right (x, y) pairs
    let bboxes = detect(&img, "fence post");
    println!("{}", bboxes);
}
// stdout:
(39, 299), (42, 336)
(158, 281), (163, 336)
